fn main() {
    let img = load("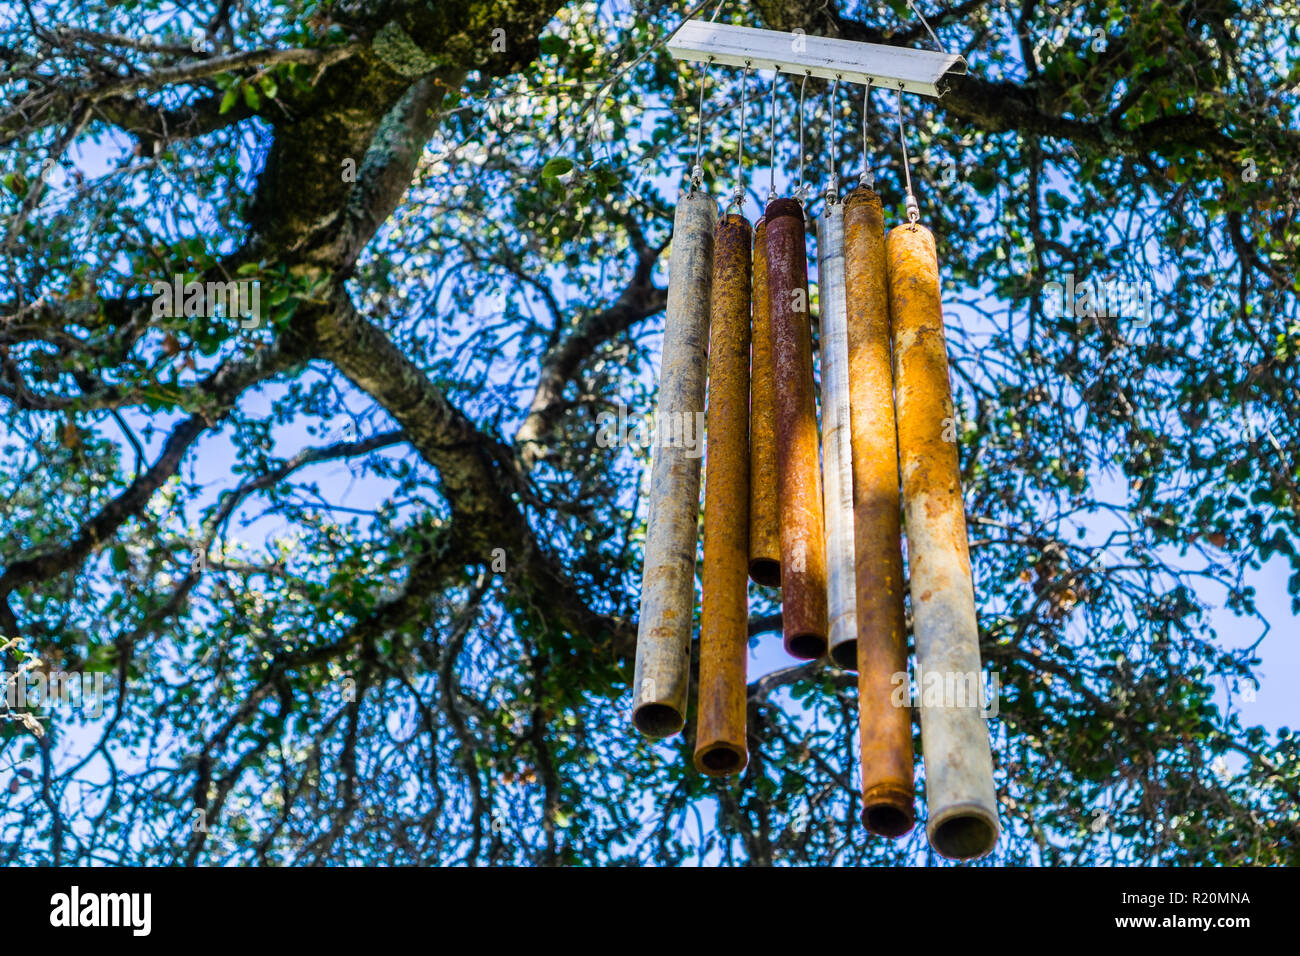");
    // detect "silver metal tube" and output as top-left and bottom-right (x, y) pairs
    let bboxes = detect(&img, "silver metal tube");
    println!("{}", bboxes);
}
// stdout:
(816, 201), (858, 671)
(632, 188), (717, 738)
